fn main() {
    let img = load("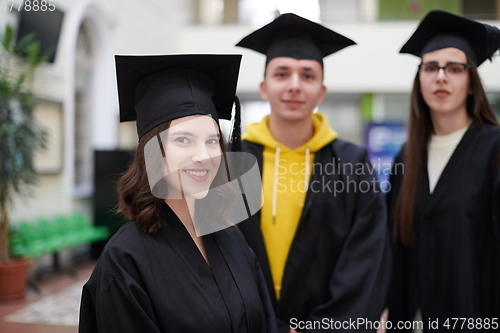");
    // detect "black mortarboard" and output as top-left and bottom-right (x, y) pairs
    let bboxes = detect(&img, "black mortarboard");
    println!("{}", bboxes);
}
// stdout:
(400, 10), (500, 66)
(236, 13), (356, 66)
(116, 54), (242, 139)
